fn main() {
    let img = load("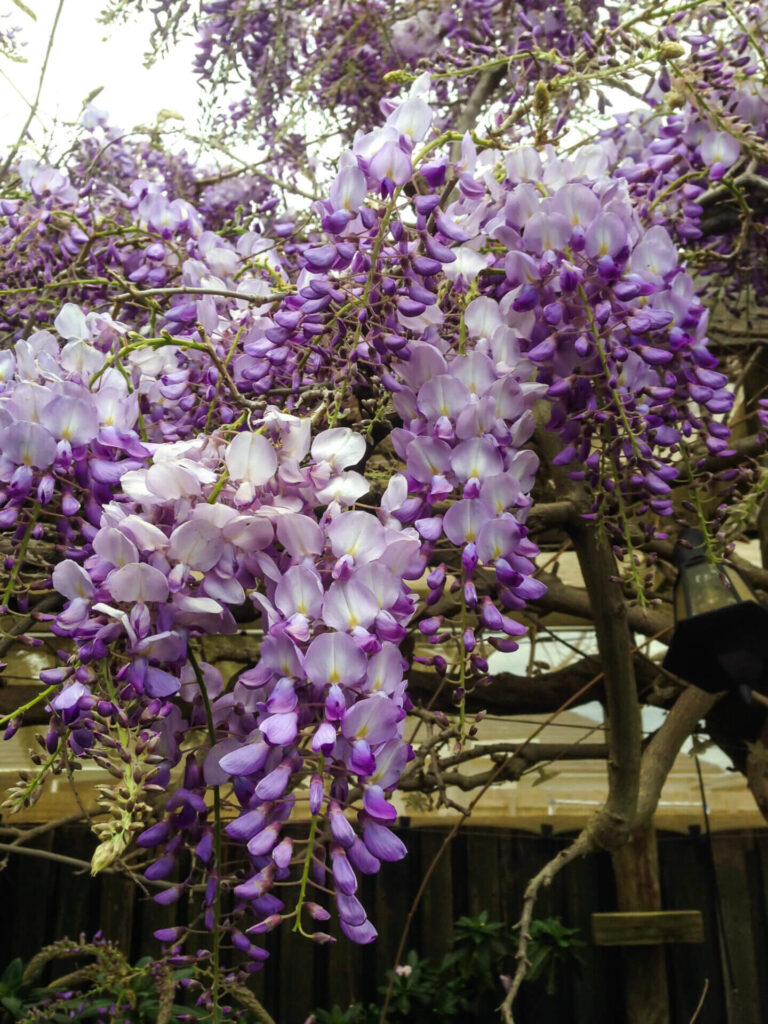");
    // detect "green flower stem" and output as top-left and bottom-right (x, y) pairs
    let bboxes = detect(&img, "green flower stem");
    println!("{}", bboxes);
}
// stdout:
(2, 504), (41, 609)
(292, 813), (319, 937)
(0, 685), (56, 727)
